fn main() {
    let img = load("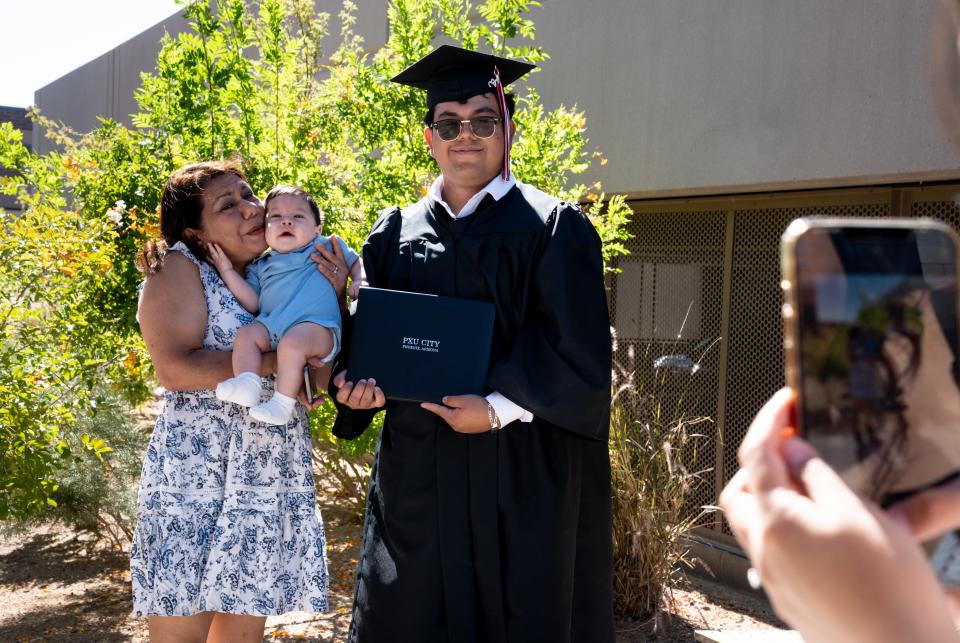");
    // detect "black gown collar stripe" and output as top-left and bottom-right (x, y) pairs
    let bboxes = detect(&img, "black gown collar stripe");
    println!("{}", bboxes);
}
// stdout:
(404, 186), (558, 235)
